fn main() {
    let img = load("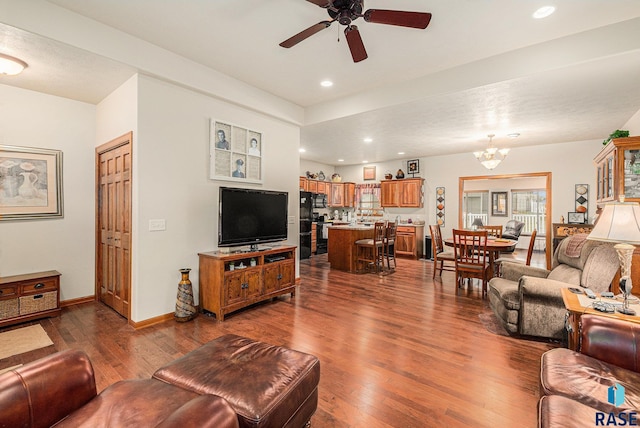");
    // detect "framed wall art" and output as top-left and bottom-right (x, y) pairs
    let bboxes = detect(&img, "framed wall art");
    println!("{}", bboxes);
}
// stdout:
(0, 145), (63, 220)
(407, 159), (419, 177)
(435, 186), (445, 226)
(209, 119), (263, 183)
(363, 165), (376, 180)
(575, 184), (588, 217)
(567, 212), (586, 224)
(491, 191), (508, 217)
